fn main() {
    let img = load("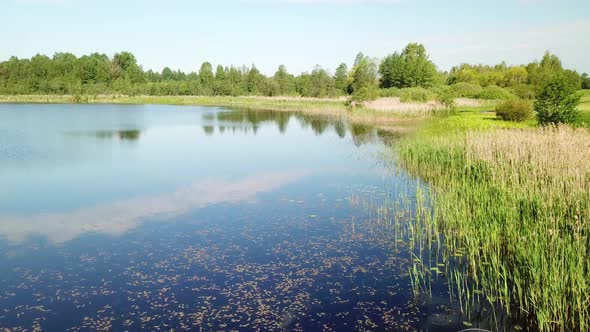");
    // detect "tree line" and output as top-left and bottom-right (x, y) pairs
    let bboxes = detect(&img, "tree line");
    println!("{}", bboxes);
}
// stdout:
(0, 43), (588, 99)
